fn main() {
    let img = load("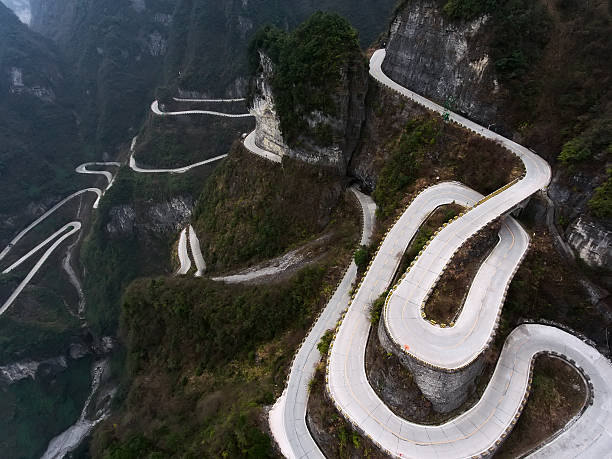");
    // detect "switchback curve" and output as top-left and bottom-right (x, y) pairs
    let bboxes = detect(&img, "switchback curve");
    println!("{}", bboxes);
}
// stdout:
(321, 50), (612, 459)
(150, 100), (253, 118)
